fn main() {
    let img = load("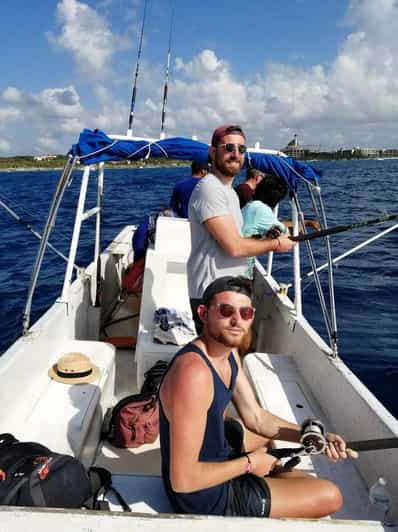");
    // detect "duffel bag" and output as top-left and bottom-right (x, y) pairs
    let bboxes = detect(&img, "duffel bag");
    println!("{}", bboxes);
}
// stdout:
(0, 433), (130, 510)
(102, 393), (159, 448)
